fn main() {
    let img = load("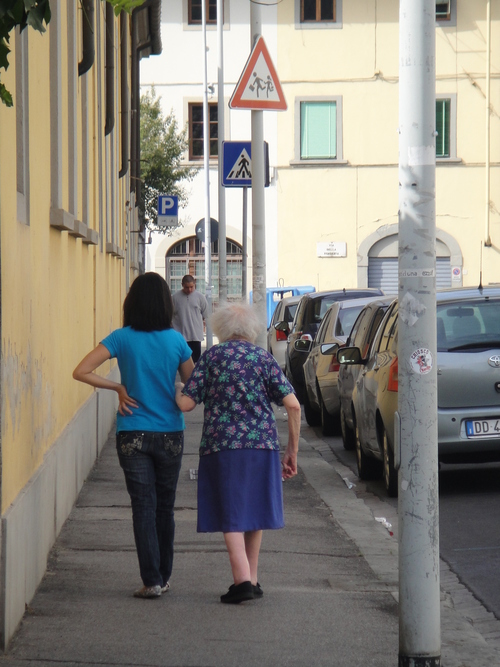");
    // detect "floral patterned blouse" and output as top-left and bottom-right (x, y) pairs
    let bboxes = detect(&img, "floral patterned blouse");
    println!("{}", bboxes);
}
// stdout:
(182, 339), (294, 456)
